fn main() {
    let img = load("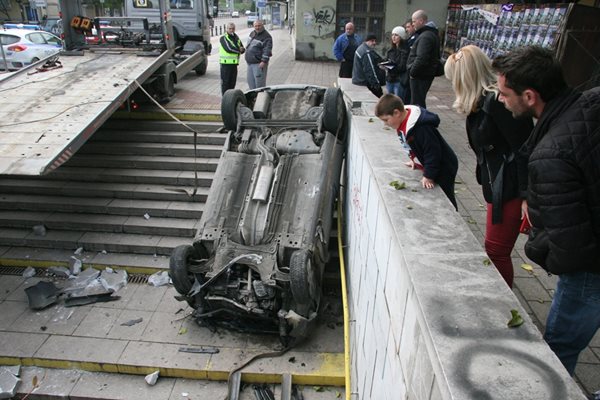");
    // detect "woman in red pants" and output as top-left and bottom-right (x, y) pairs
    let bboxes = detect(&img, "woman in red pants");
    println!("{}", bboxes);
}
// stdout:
(444, 45), (533, 287)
